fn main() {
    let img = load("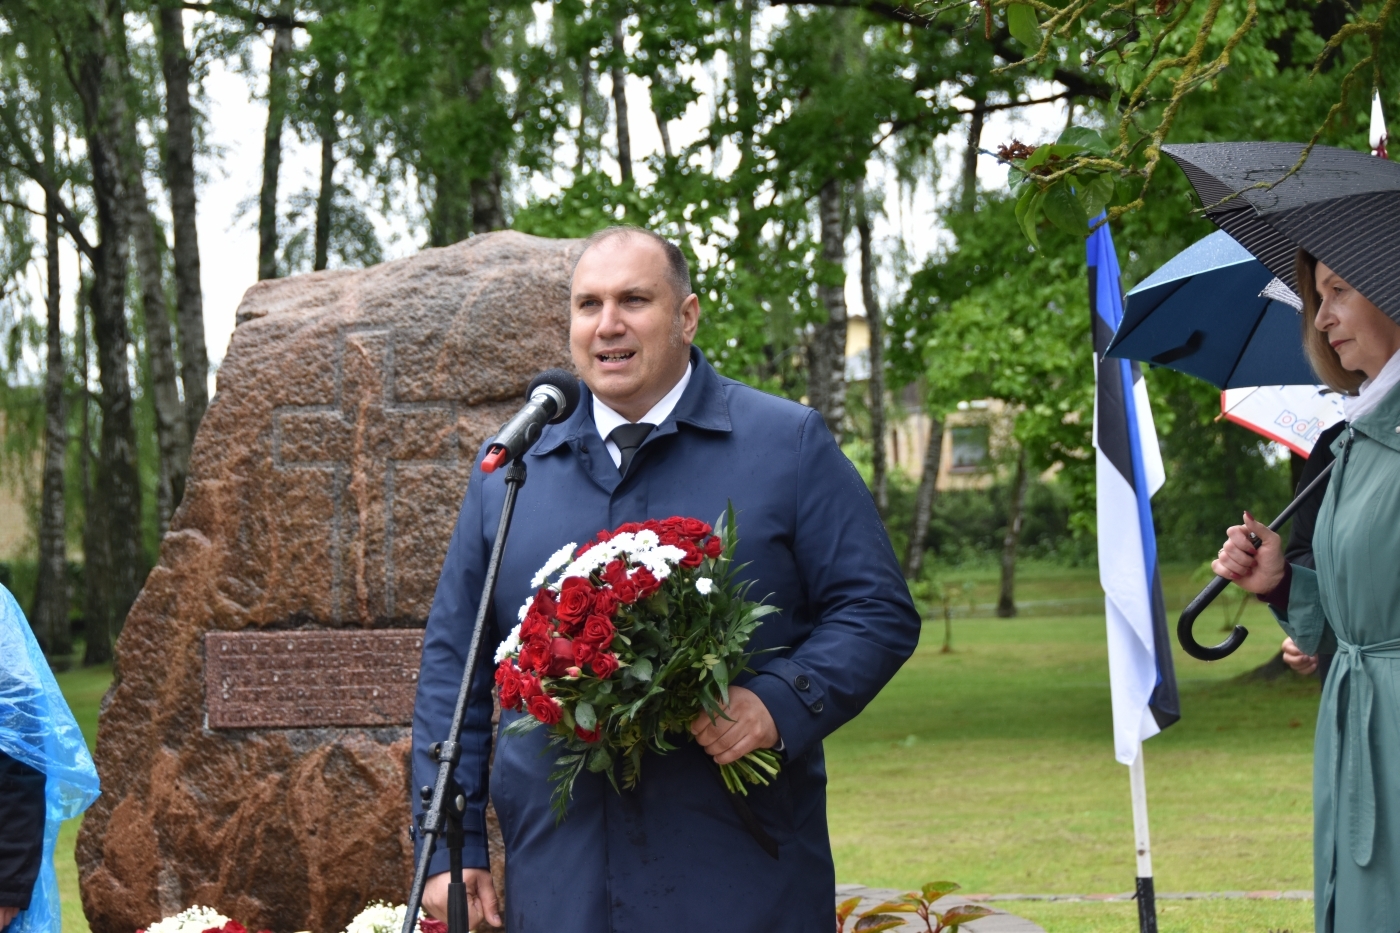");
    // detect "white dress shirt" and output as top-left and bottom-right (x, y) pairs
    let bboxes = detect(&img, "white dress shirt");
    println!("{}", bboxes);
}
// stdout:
(592, 362), (693, 467)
